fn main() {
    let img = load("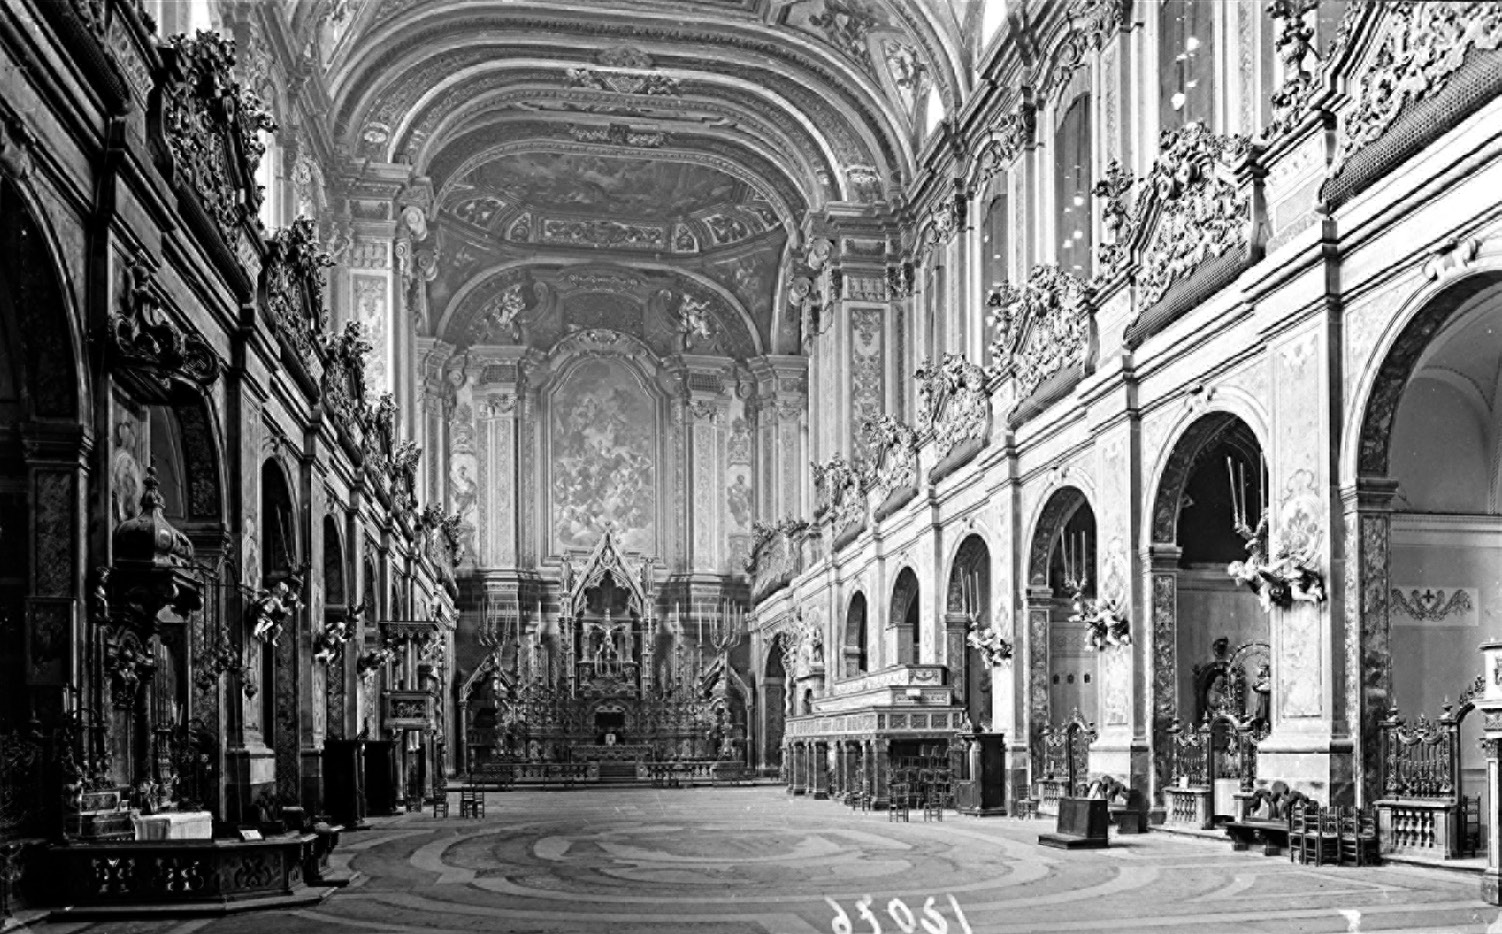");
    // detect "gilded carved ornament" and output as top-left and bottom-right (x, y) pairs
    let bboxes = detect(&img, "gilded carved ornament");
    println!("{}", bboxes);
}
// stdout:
(811, 453), (865, 533)
(1134, 124), (1252, 312)
(157, 31), (276, 249)
(913, 354), (989, 463)
(858, 414), (919, 505)
(104, 253), (221, 398)
(986, 265), (1095, 403)
(1330, 2), (1502, 176)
